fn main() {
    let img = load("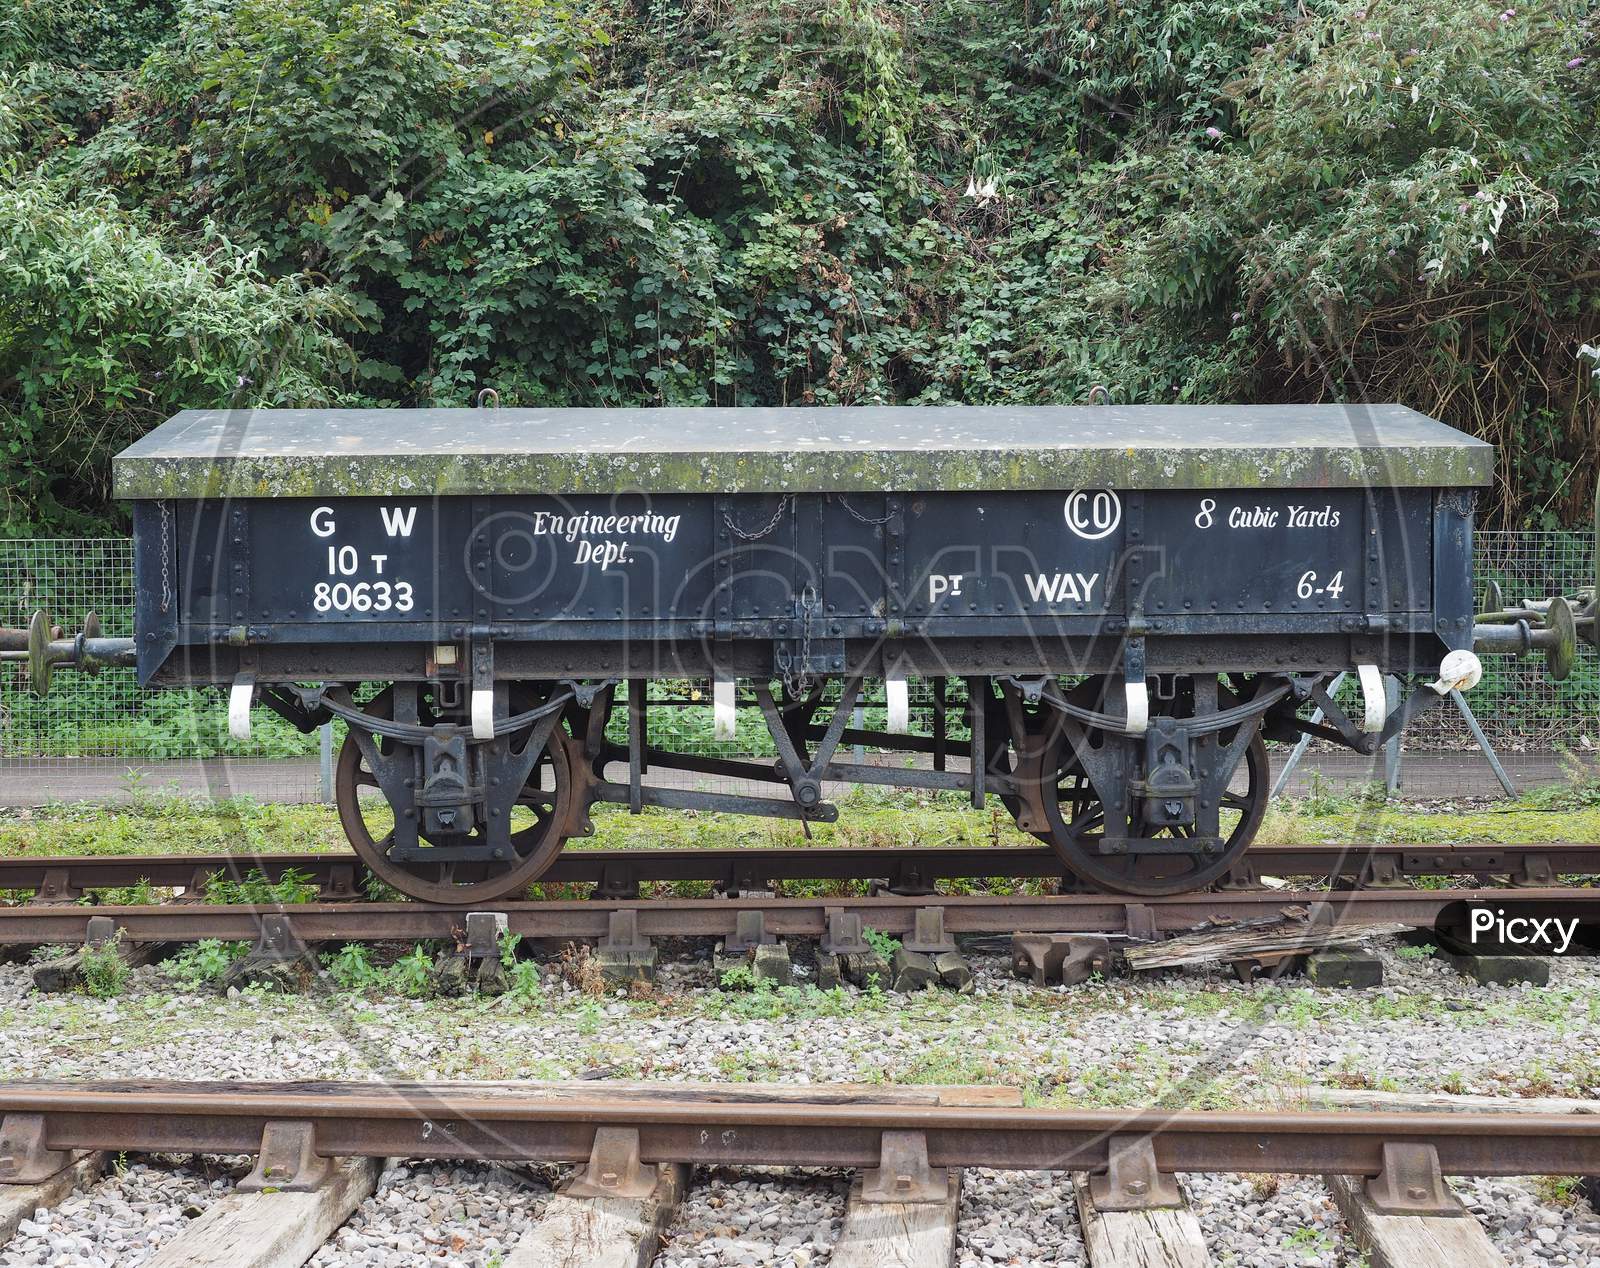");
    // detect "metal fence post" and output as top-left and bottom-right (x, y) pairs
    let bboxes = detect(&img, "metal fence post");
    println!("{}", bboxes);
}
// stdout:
(1383, 675), (1402, 797)
(319, 723), (334, 803)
